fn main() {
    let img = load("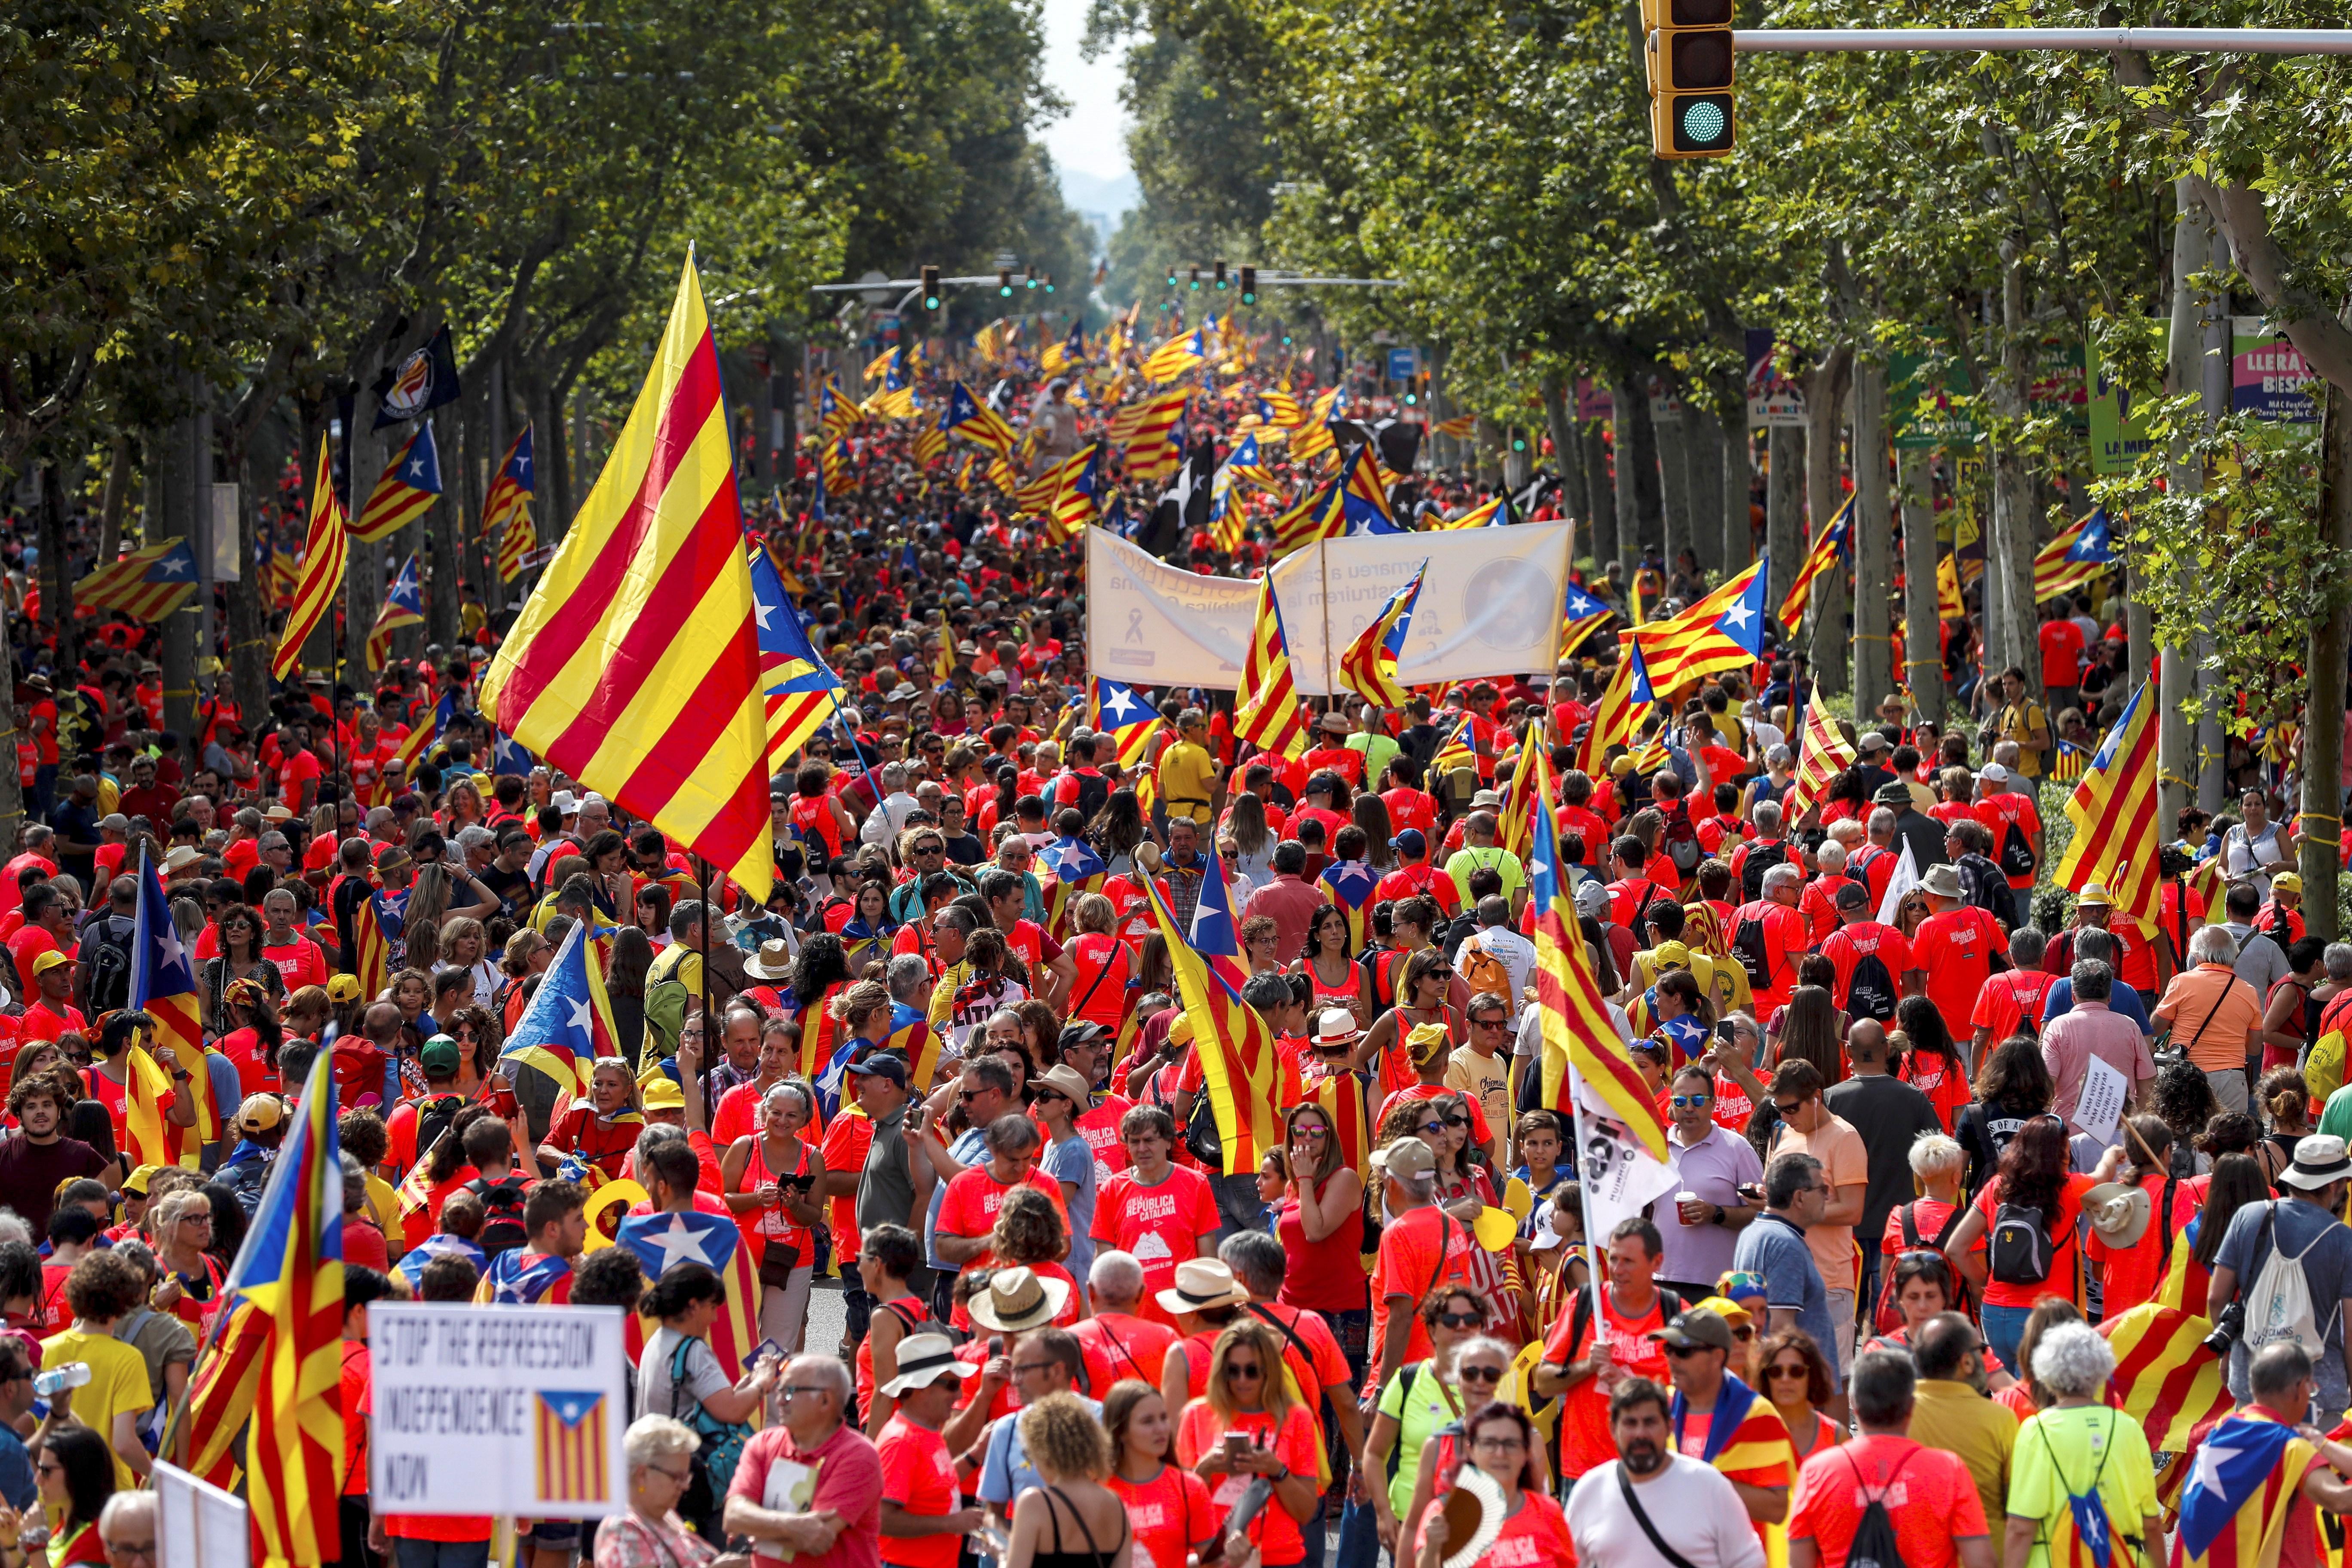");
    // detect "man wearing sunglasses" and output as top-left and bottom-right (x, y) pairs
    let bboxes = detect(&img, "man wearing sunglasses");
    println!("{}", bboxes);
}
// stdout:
(1660, 1066), (1763, 1303)
(1651, 1308), (1790, 1537)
